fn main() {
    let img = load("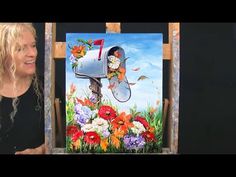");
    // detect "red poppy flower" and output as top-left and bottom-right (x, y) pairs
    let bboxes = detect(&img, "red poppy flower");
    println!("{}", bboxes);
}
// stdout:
(66, 125), (79, 136)
(84, 132), (101, 145)
(98, 105), (117, 120)
(141, 131), (156, 142)
(134, 116), (150, 129)
(72, 130), (84, 142)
